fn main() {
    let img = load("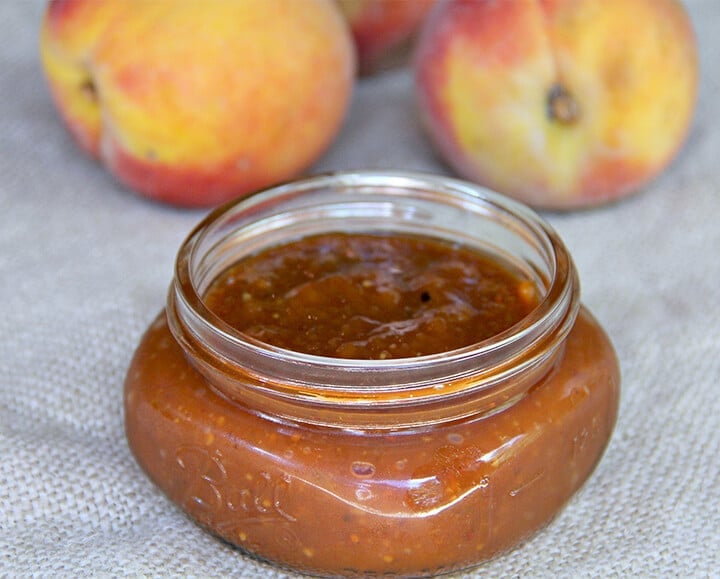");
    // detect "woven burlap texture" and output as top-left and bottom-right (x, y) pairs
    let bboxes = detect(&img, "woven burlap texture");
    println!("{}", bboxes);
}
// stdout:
(1, 1), (718, 576)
